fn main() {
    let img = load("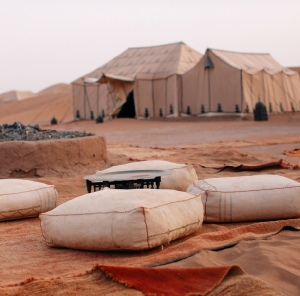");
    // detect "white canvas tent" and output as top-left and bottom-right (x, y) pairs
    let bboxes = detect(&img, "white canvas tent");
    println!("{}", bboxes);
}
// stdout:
(181, 48), (300, 115)
(71, 42), (202, 119)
